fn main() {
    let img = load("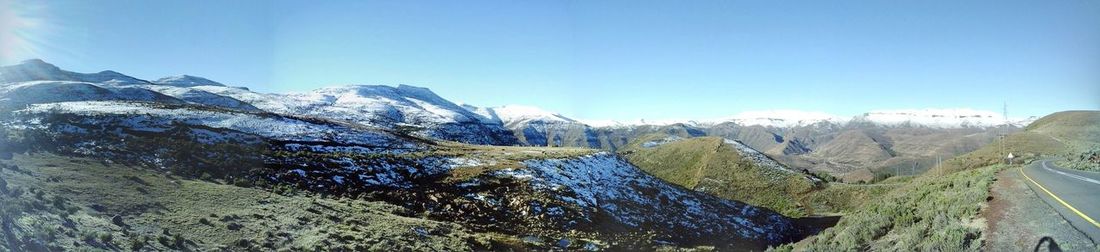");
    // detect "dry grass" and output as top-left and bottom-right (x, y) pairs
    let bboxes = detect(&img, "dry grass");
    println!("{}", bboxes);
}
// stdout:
(0, 153), (495, 251)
